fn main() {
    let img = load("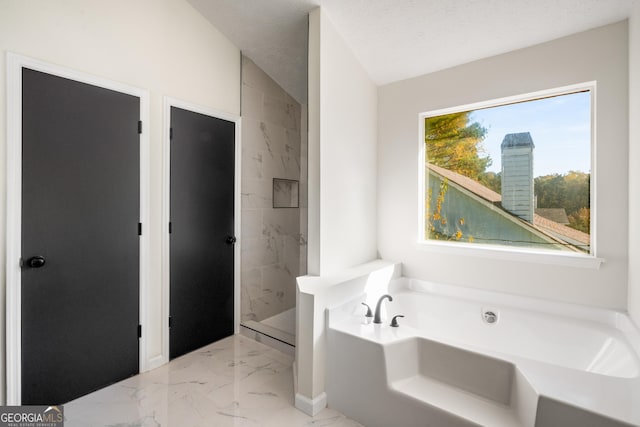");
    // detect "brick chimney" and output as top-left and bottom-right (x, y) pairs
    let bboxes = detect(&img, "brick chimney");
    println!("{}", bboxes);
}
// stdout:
(501, 132), (535, 223)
